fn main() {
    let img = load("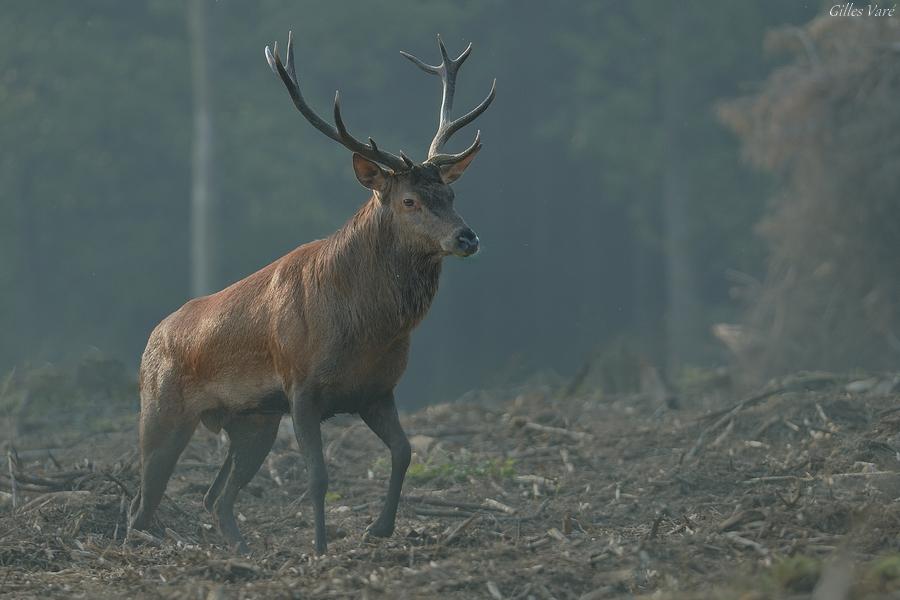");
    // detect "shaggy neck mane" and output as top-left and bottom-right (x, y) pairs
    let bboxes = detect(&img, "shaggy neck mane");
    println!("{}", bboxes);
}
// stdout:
(313, 196), (443, 336)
